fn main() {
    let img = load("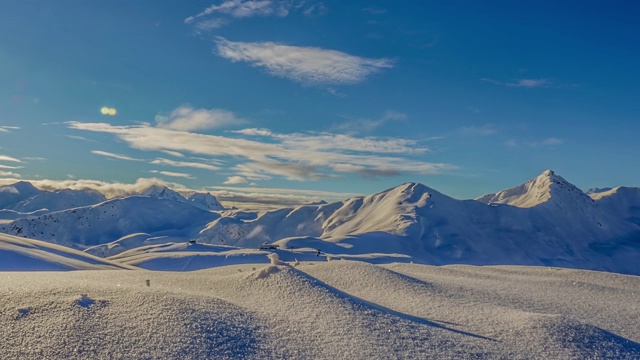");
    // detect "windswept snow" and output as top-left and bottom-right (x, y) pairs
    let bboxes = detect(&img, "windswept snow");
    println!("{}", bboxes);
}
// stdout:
(0, 233), (135, 271)
(1, 261), (639, 358)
